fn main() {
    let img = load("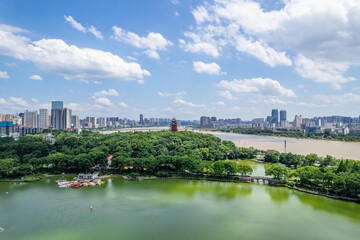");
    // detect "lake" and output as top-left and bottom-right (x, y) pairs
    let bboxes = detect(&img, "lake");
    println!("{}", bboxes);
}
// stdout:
(206, 132), (360, 160)
(1, 177), (359, 240)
